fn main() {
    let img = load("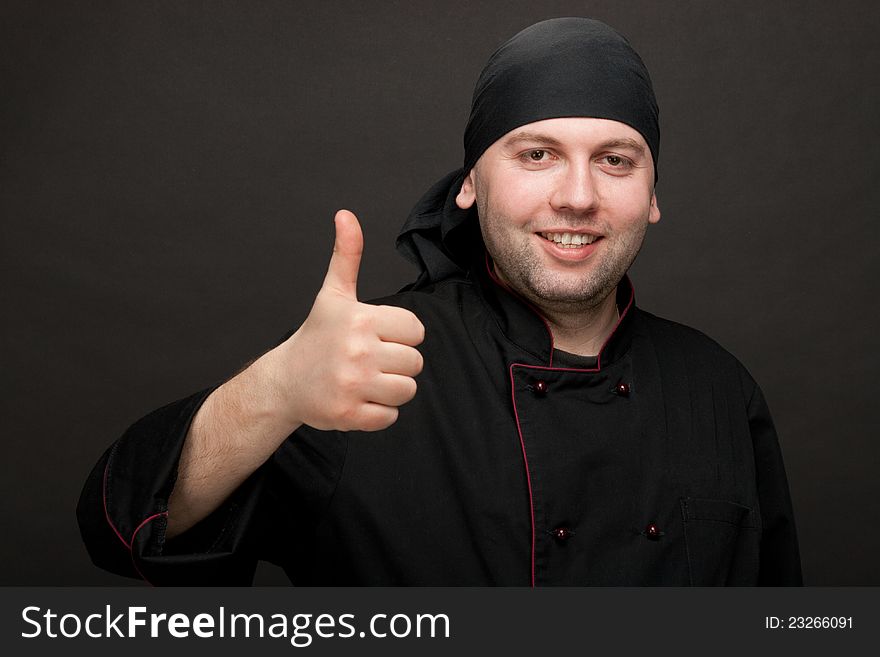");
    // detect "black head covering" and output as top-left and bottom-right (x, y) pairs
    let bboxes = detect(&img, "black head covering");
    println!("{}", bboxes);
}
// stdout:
(396, 17), (659, 289)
